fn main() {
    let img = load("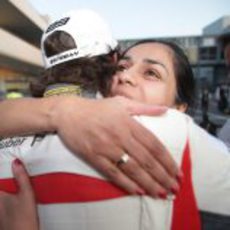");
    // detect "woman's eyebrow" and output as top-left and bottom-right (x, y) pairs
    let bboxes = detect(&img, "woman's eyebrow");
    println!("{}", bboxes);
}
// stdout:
(143, 58), (169, 75)
(119, 56), (169, 75)
(119, 55), (131, 61)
